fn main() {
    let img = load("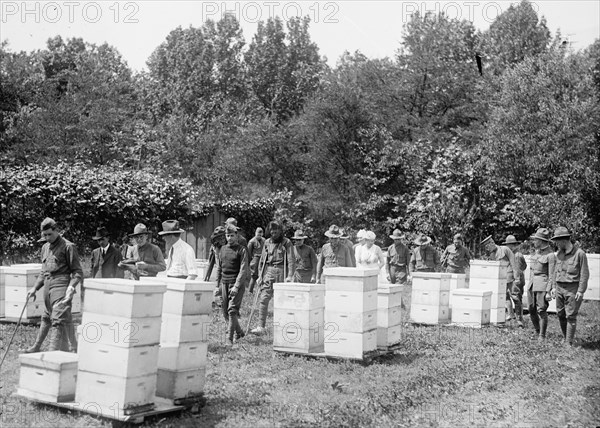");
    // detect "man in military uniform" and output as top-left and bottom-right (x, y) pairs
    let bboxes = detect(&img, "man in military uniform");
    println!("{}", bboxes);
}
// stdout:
(410, 234), (441, 274)
(250, 221), (295, 335)
(552, 226), (589, 346)
(386, 229), (411, 284)
(316, 225), (353, 284)
(481, 235), (520, 324)
(247, 227), (265, 293)
(26, 218), (83, 353)
(291, 230), (317, 283)
(502, 235), (528, 328)
(527, 228), (556, 340)
(441, 233), (471, 274)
